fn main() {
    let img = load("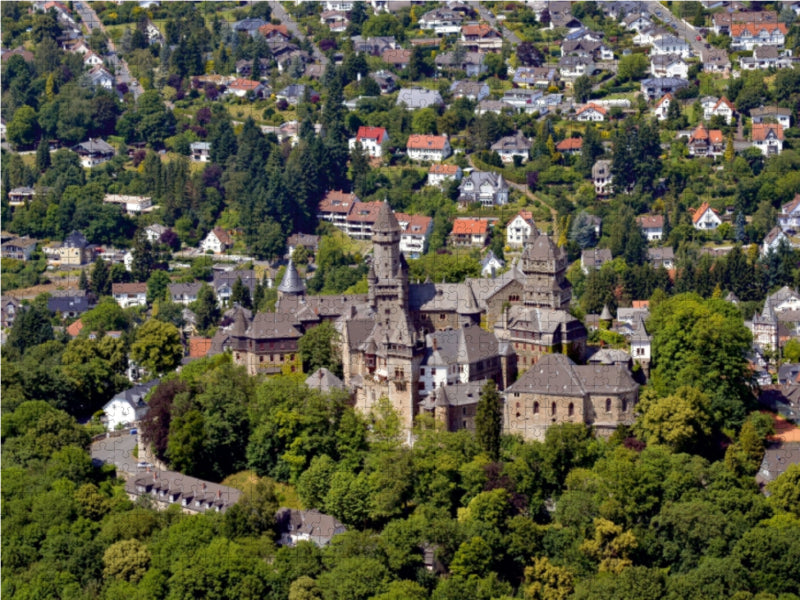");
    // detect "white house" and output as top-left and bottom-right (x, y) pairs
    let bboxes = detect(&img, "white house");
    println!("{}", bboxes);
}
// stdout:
(651, 35), (692, 58)
(83, 50), (104, 67)
(427, 163), (462, 188)
(708, 96), (735, 125)
(418, 7), (463, 35)
(592, 160), (613, 196)
(396, 212), (433, 259)
(190, 141), (211, 162)
(762, 226), (790, 257)
(168, 282), (203, 306)
(406, 134), (451, 162)
(575, 103), (607, 122)
(112, 282), (148, 309)
(396, 88), (444, 109)
(102, 194), (153, 215)
(778, 195), (800, 231)
(102, 380), (160, 430)
(692, 202), (722, 230)
(653, 93), (673, 121)
(731, 22), (788, 51)
(481, 250), (505, 278)
(348, 126), (389, 158)
(200, 227), (233, 254)
(458, 171), (509, 208)
(751, 123), (784, 156)
(751, 106), (792, 130)
(506, 211), (538, 248)
(72, 138), (115, 168)
(145, 224), (168, 244)
(650, 54), (688, 79)
(490, 132), (530, 163)
(636, 214), (664, 241)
